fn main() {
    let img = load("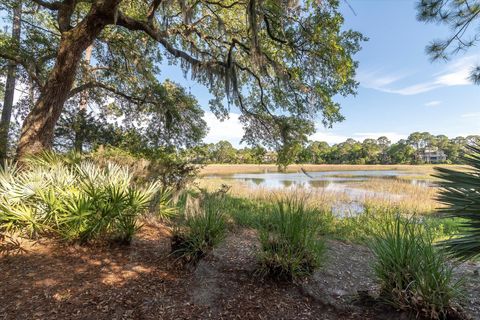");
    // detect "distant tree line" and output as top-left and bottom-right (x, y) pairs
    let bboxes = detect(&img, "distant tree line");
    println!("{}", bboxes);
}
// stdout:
(189, 132), (480, 165)
(37, 125), (480, 166)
